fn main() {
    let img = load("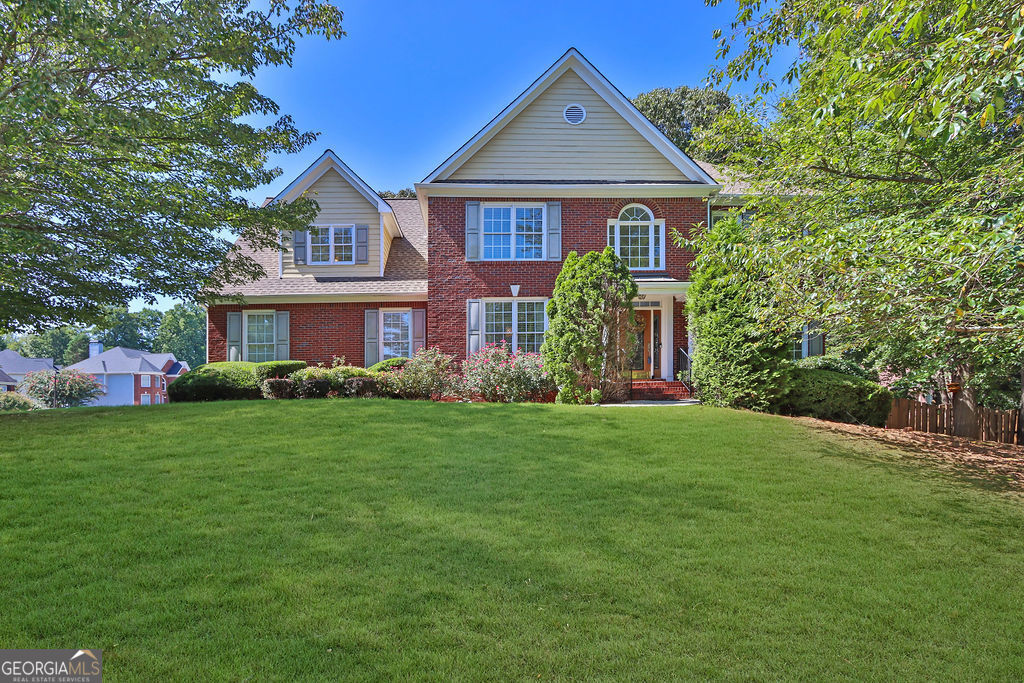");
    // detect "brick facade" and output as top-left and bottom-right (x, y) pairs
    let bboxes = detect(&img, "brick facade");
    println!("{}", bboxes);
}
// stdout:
(426, 196), (704, 371)
(208, 301), (427, 366)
